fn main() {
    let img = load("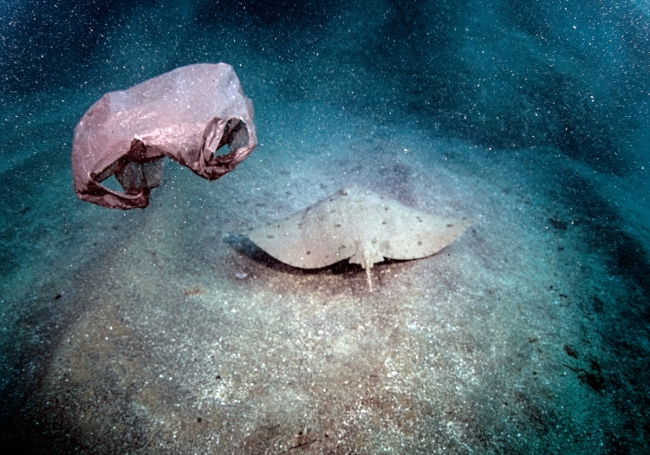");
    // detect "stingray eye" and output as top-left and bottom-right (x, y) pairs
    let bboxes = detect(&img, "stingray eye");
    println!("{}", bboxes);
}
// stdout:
(446, 224), (454, 228)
